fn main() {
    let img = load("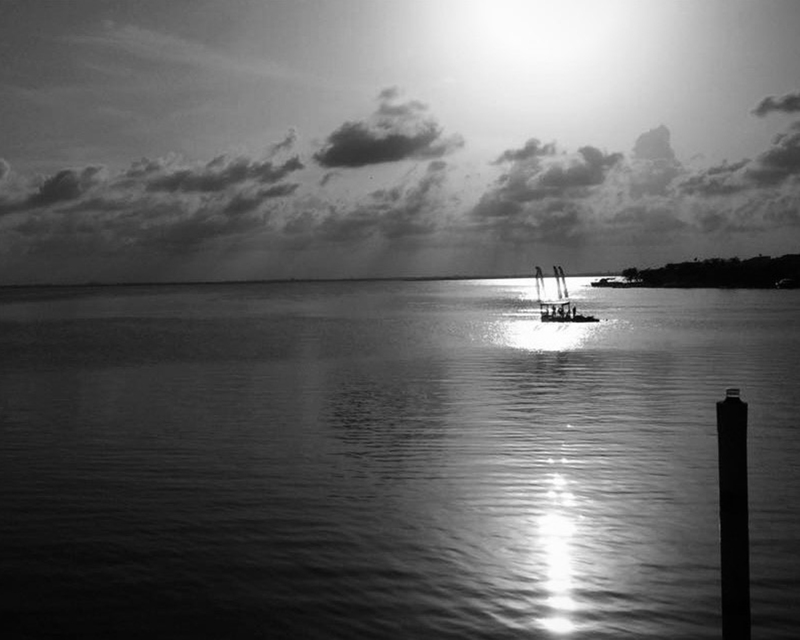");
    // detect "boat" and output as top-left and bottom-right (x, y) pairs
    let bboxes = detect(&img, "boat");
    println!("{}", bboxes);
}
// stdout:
(535, 266), (599, 323)
(590, 276), (637, 288)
